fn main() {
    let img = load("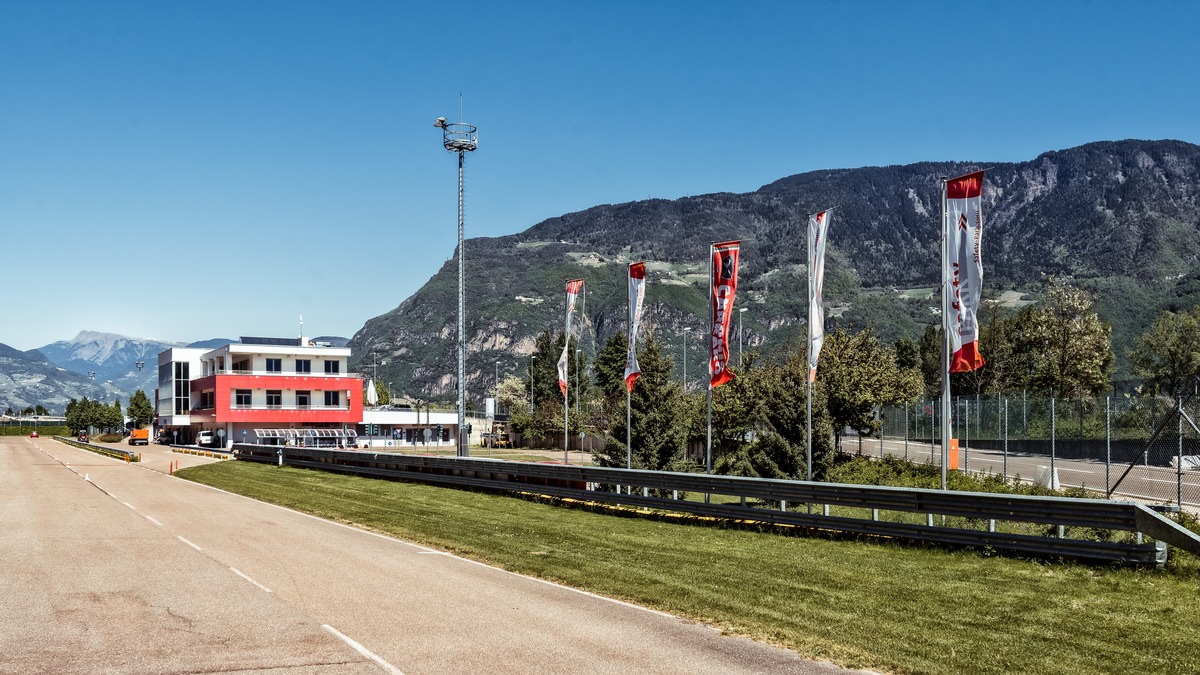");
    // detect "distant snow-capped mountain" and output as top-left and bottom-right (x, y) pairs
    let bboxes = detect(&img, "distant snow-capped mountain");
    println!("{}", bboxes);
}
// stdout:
(0, 342), (111, 413)
(38, 331), (184, 395)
